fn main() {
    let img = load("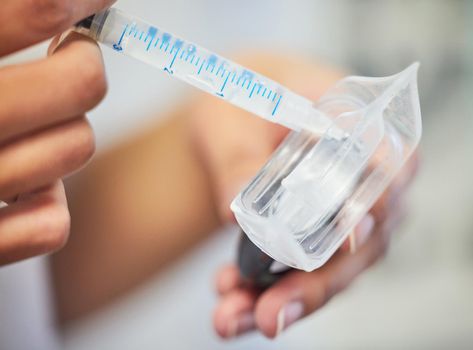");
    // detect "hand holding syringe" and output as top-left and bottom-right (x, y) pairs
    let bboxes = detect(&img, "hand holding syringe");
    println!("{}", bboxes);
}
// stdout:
(75, 7), (334, 136)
